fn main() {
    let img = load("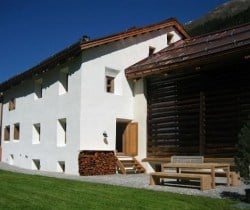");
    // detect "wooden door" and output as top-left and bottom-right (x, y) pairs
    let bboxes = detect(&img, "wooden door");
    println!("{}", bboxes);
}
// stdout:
(123, 122), (138, 156)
